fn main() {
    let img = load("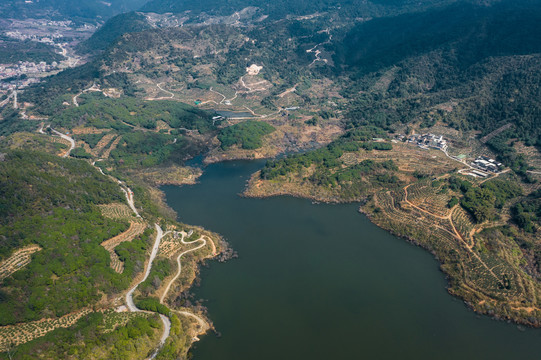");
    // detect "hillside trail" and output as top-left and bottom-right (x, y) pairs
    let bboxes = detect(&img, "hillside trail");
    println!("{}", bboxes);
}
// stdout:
(159, 231), (207, 304)
(40, 126), (170, 357)
(158, 230), (216, 339)
(402, 184), (502, 284)
(46, 127), (75, 157)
